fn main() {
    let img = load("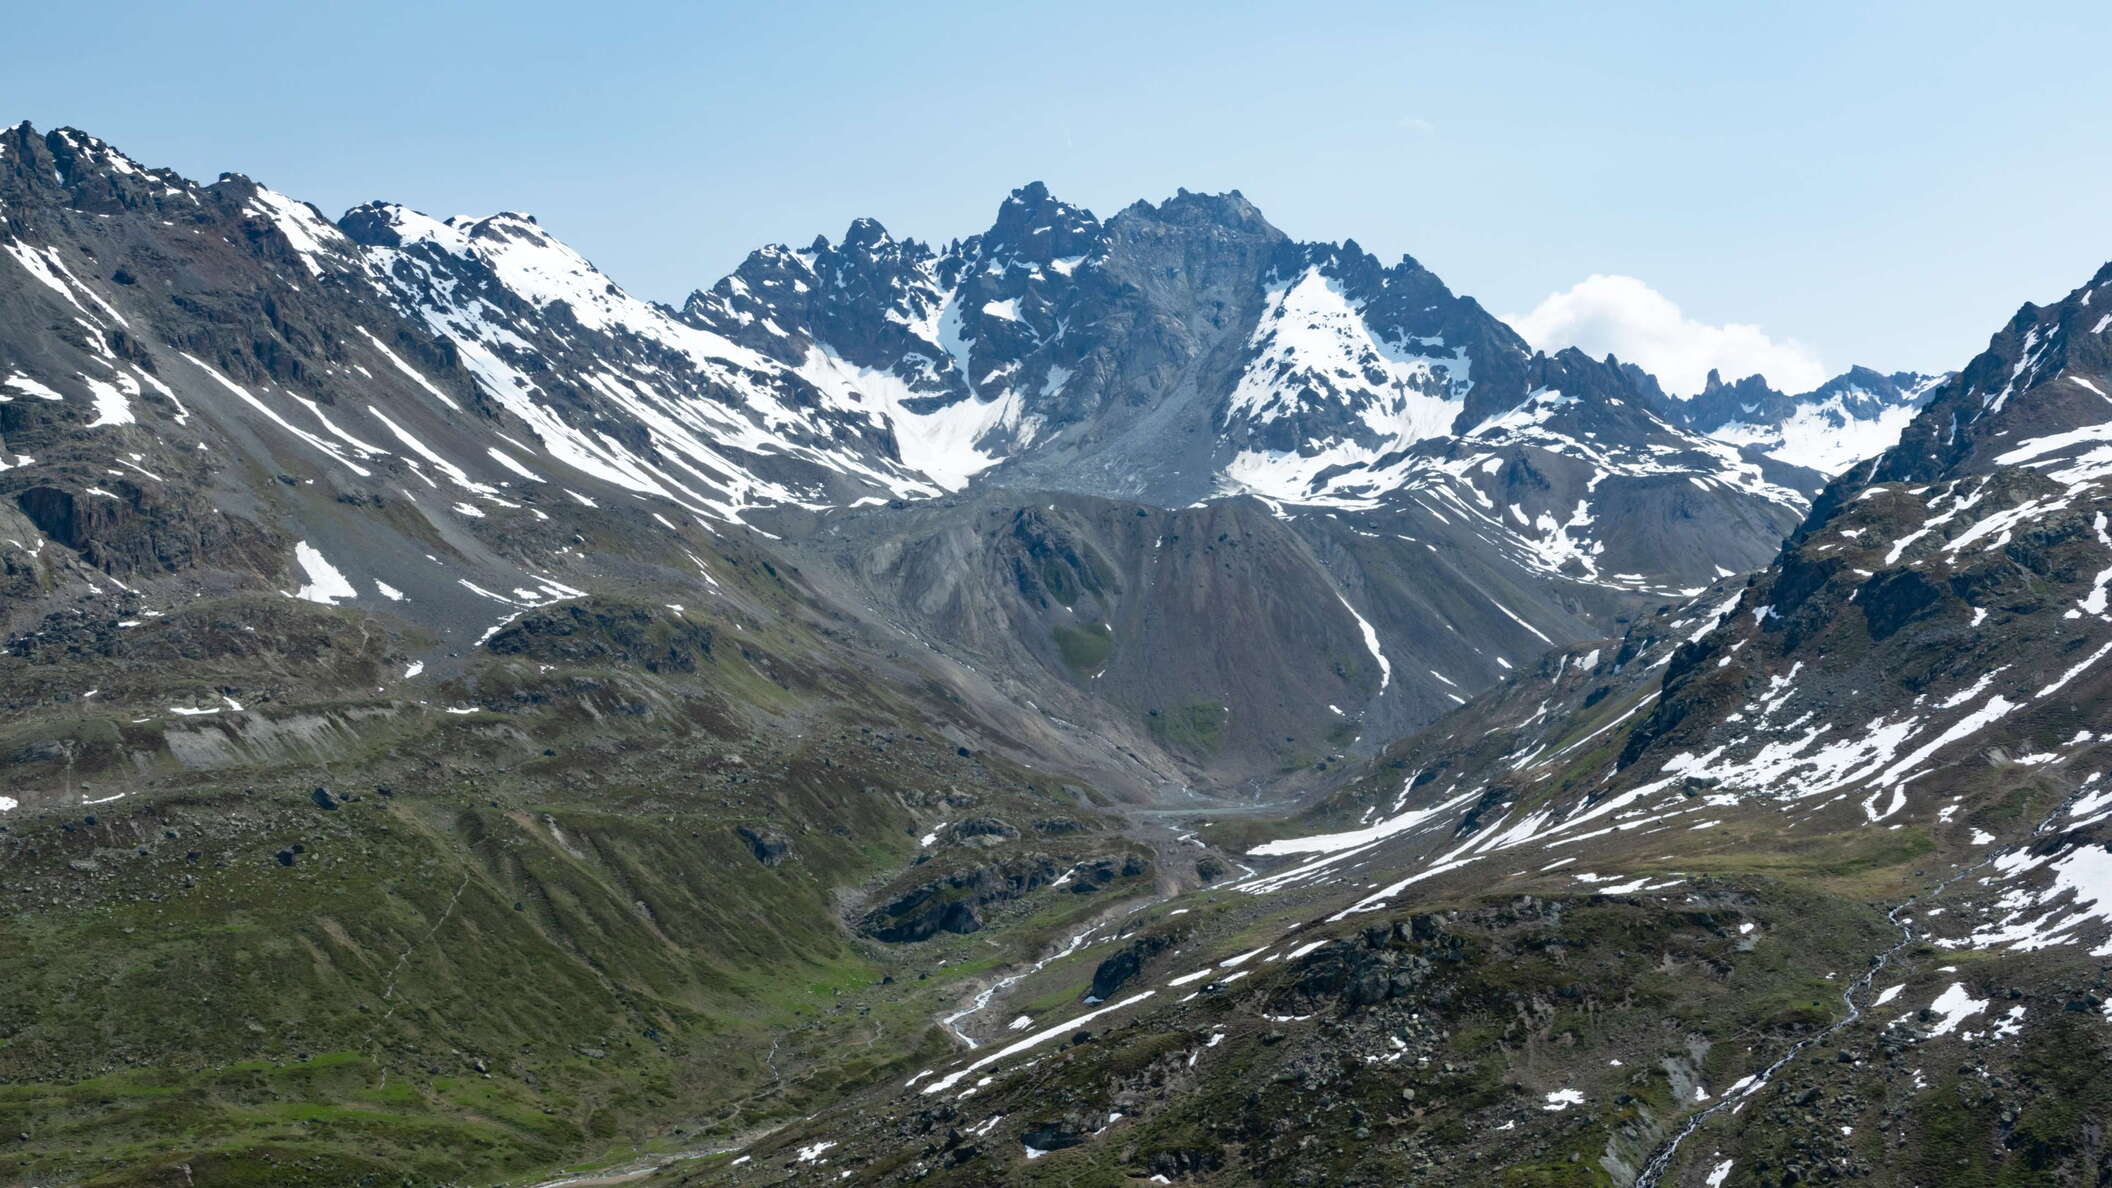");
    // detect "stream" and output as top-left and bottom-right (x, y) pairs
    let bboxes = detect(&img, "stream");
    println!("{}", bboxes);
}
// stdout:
(937, 895), (1163, 1047)
(517, 1129), (774, 1188)
(1633, 787), (2083, 1187)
